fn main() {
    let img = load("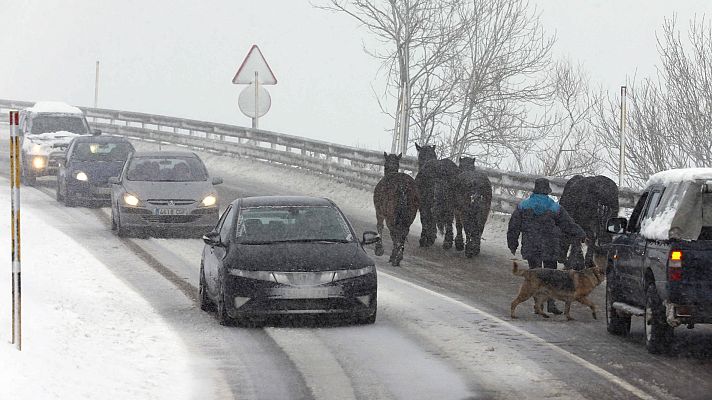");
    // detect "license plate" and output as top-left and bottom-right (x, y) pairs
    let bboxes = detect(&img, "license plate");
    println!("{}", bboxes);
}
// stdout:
(275, 287), (331, 299)
(157, 208), (186, 216)
(93, 187), (111, 195)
